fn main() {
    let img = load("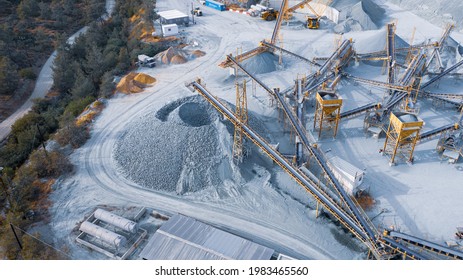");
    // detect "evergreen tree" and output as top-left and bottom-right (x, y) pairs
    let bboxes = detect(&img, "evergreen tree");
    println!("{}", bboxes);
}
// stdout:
(17, 0), (40, 20)
(0, 56), (20, 96)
